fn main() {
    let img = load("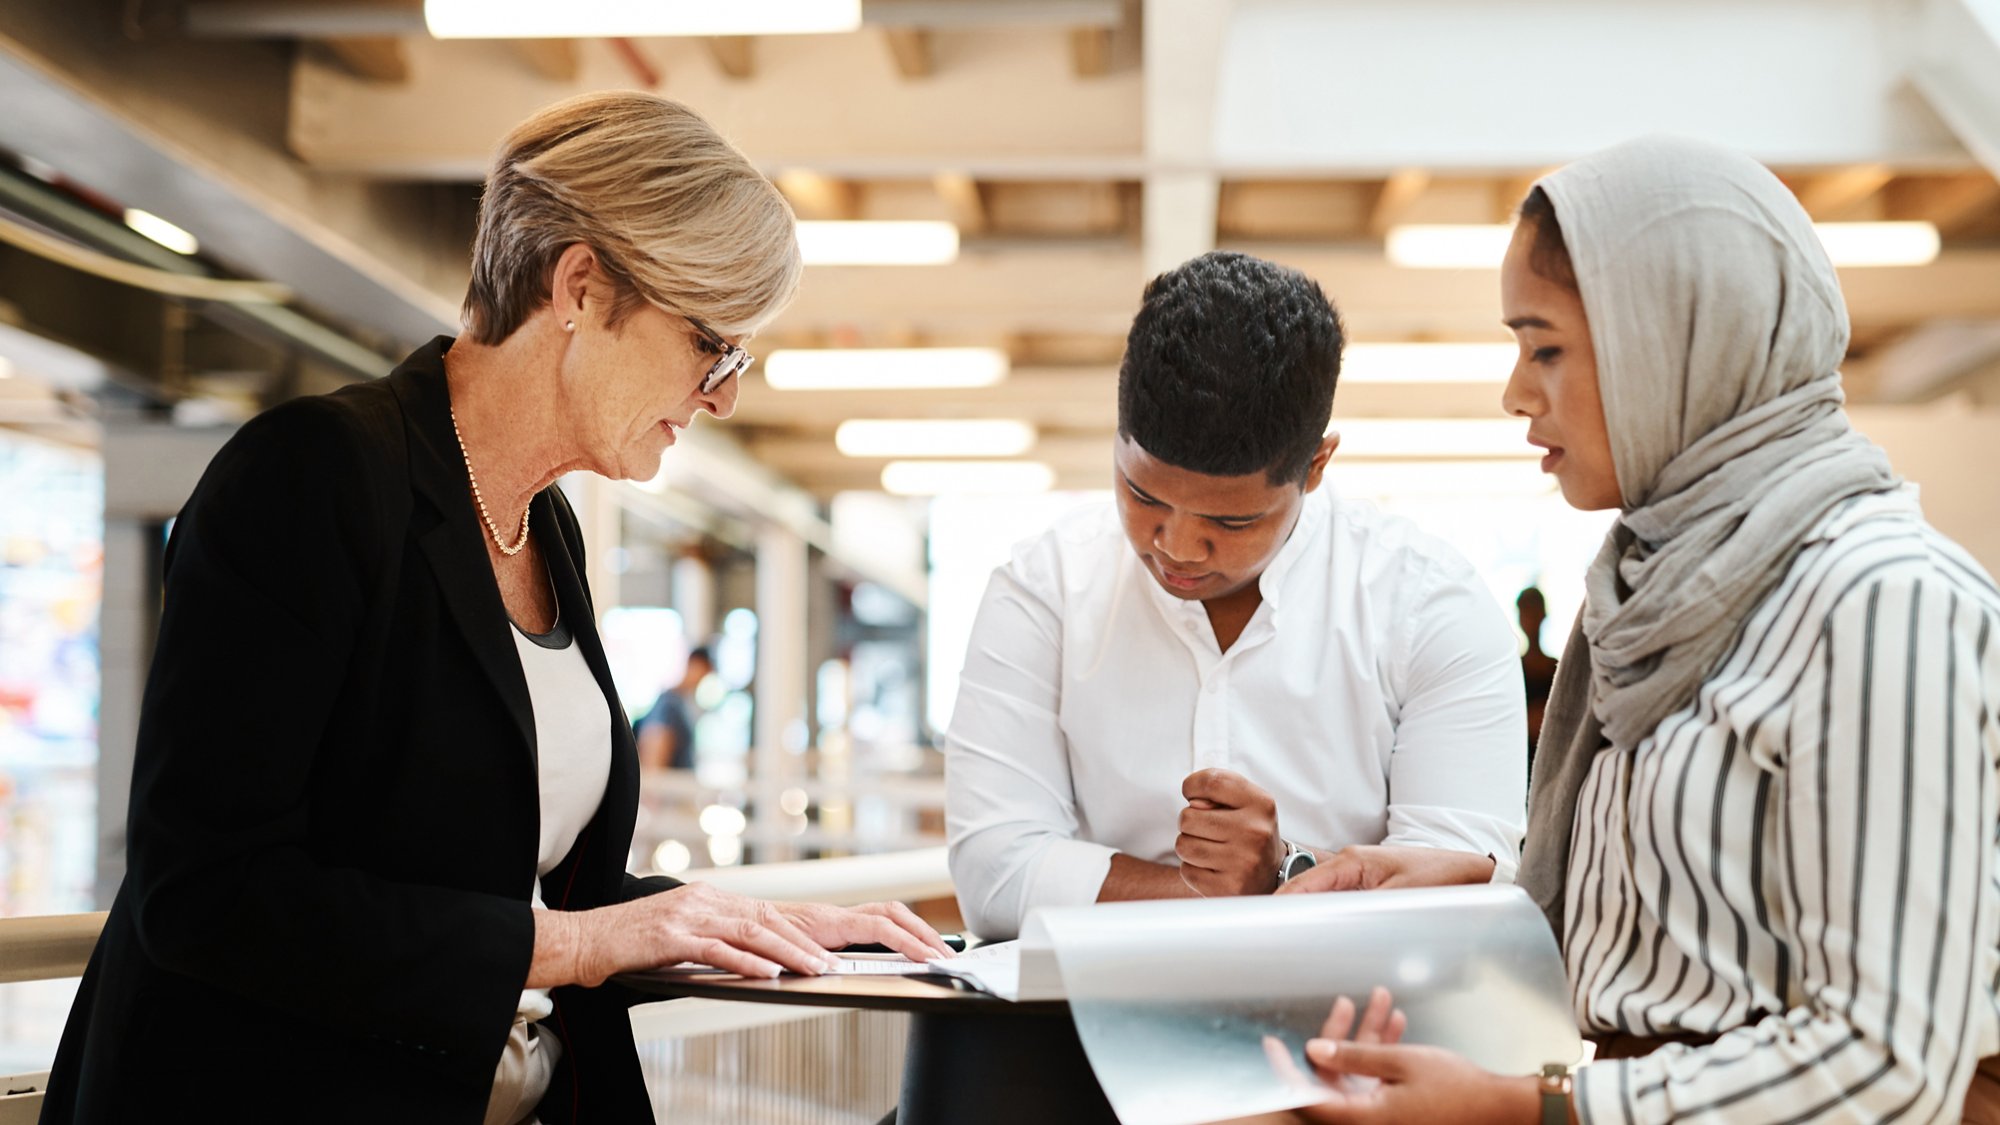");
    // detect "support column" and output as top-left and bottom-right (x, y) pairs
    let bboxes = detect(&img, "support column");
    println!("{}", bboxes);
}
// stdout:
(752, 523), (810, 862)
(94, 518), (153, 906)
(559, 473), (621, 616)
